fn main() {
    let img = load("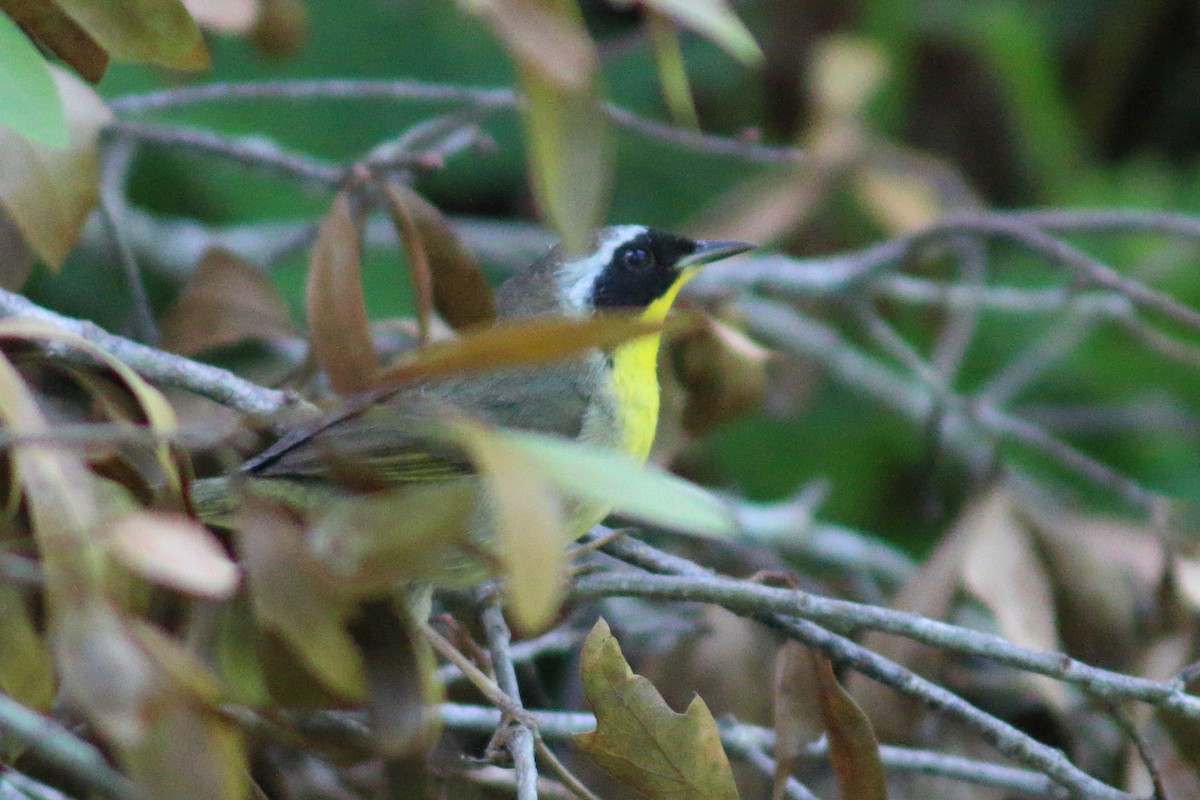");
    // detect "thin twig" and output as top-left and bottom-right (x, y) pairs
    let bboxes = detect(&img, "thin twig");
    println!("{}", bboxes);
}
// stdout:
(108, 79), (802, 165)
(0, 693), (135, 800)
(107, 121), (345, 188)
(97, 134), (157, 344)
(416, 619), (537, 728)
(478, 595), (540, 800)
